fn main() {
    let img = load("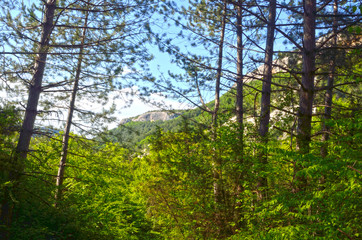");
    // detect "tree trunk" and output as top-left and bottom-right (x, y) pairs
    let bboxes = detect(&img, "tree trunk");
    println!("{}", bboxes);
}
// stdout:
(321, 0), (338, 158)
(295, 0), (316, 191)
(296, 0), (316, 154)
(54, 4), (89, 207)
(16, 0), (57, 159)
(232, 0), (244, 228)
(212, 0), (226, 129)
(213, 0), (227, 206)
(235, 0), (243, 128)
(0, 1), (57, 238)
(257, 0), (276, 201)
